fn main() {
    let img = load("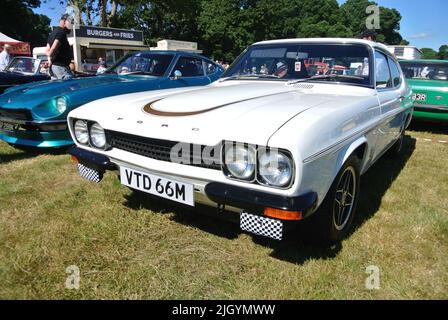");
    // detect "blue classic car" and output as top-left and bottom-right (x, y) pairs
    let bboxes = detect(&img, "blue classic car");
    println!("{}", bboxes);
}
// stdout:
(0, 51), (224, 148)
